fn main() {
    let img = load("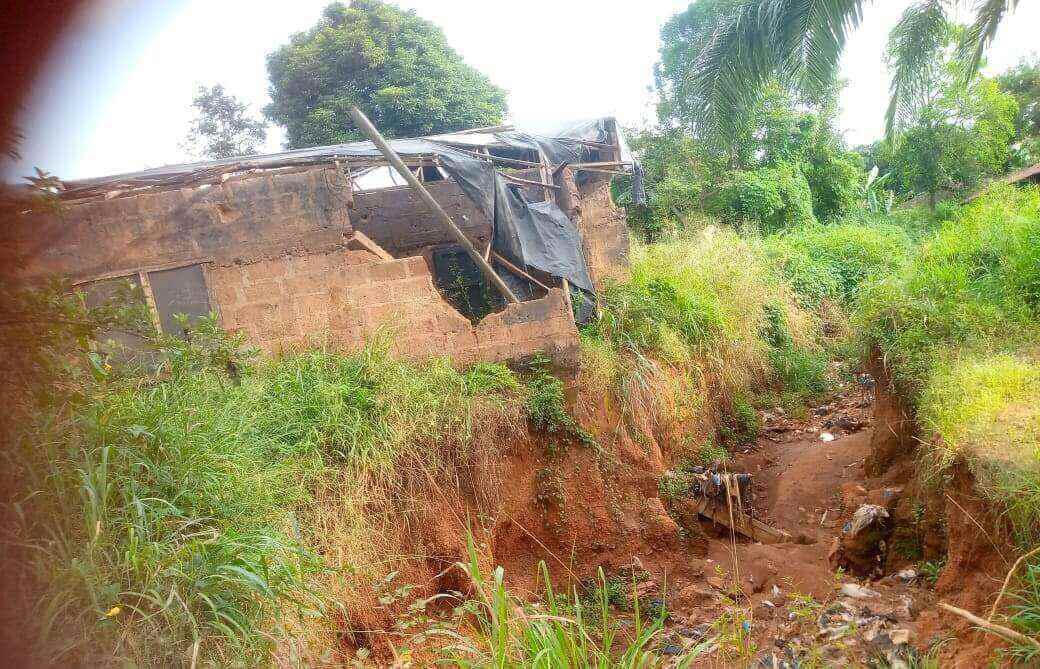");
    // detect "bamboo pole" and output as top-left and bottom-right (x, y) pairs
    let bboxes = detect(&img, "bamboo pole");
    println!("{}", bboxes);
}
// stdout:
(939, 602), (1040, 650)
(500, 173), (560, 190)
(348, 106), (519, 304)
(491, 251), (552, 293)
